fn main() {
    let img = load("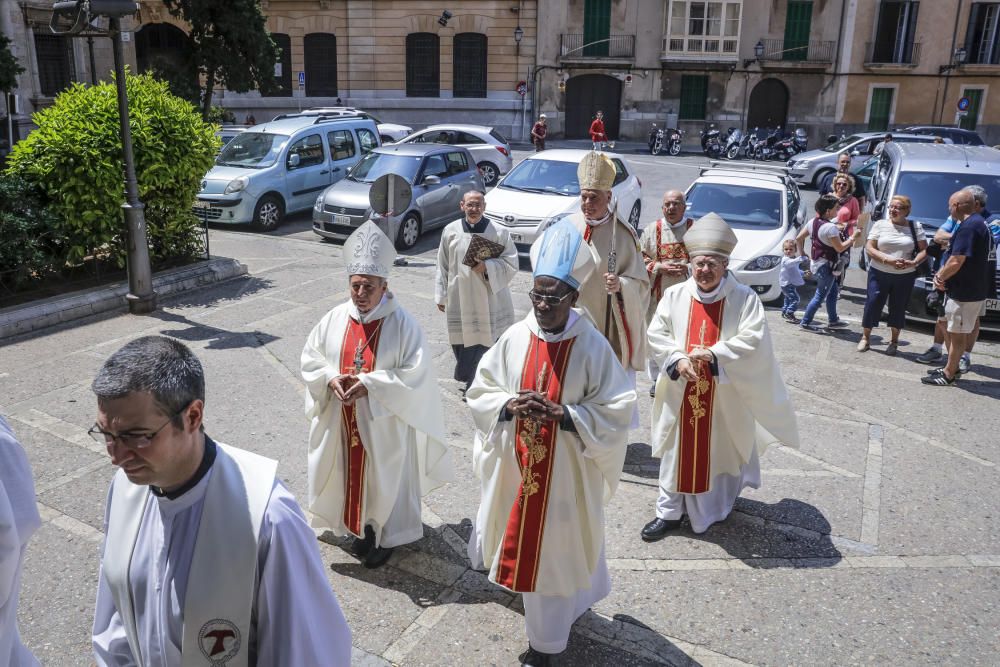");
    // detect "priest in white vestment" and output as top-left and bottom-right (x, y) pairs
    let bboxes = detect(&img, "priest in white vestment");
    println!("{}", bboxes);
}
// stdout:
(434, 190), (518, 391)
(90, 336), (352, 667)
(303, 221), (454, 568)
(467, 219), (636, 666)
(642, 214), (800, 540)
(1, 416), (41, 667)
(639, 190), (692, 388)
(565, 151), (649, 376)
